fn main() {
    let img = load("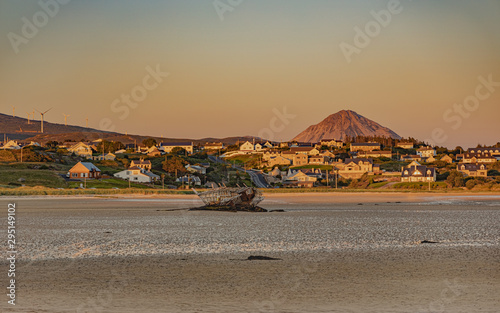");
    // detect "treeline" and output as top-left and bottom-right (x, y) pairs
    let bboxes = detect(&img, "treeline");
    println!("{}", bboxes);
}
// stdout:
(344, 135), (426, 147)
